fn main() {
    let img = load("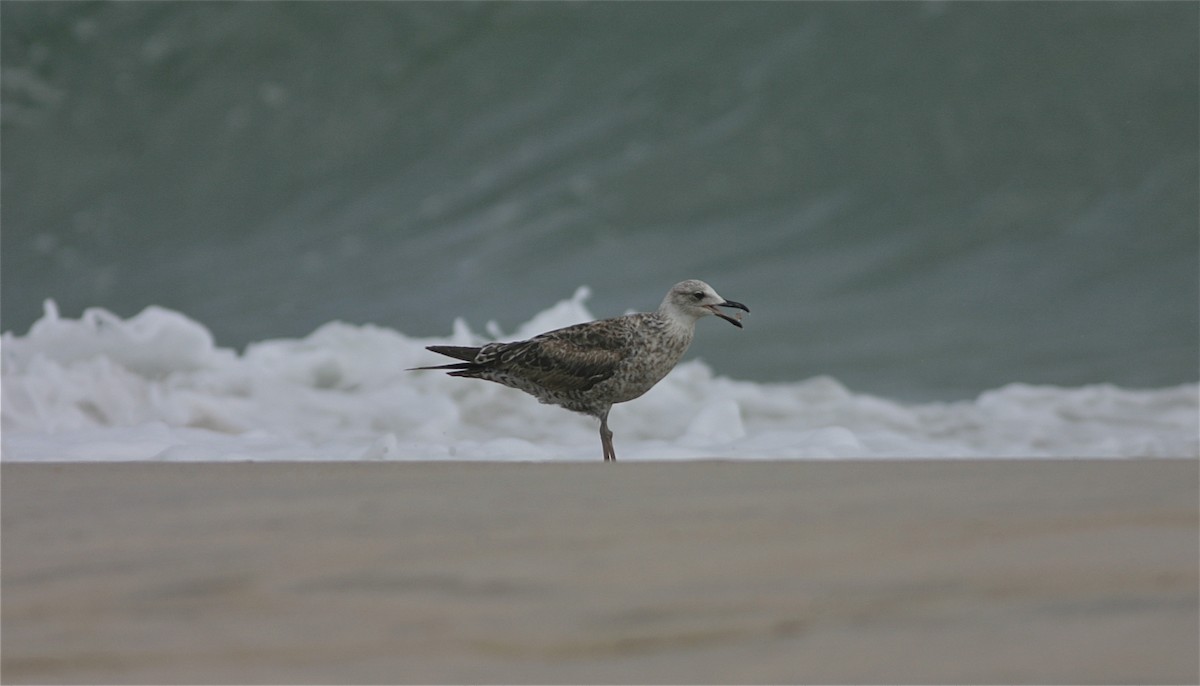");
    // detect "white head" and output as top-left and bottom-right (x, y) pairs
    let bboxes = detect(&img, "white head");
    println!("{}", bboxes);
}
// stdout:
(659, 279), (750, 328)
